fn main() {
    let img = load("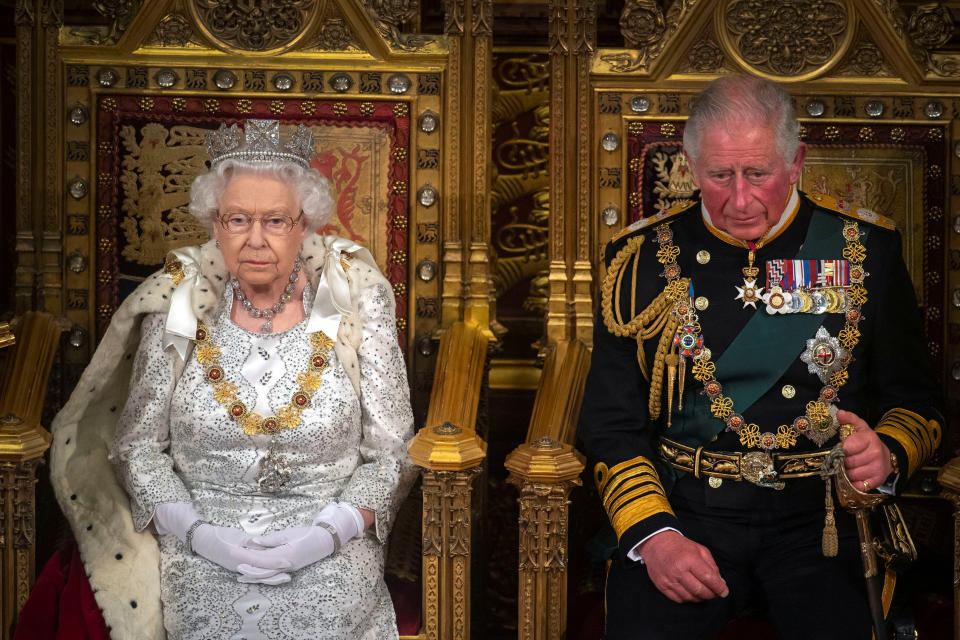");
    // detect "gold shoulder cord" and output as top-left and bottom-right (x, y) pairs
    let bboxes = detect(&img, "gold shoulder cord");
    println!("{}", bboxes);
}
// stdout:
(600, 224), (689, 421)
